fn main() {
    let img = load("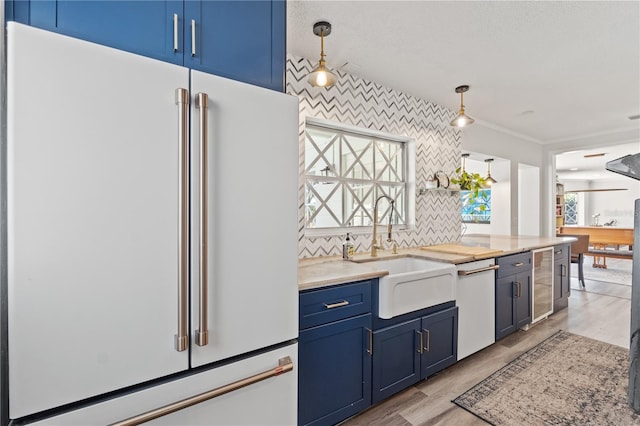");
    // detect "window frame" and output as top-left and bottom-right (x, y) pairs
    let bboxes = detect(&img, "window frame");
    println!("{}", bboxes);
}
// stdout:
(303, 117), (415, 237)
(564, 192), (578, 225)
